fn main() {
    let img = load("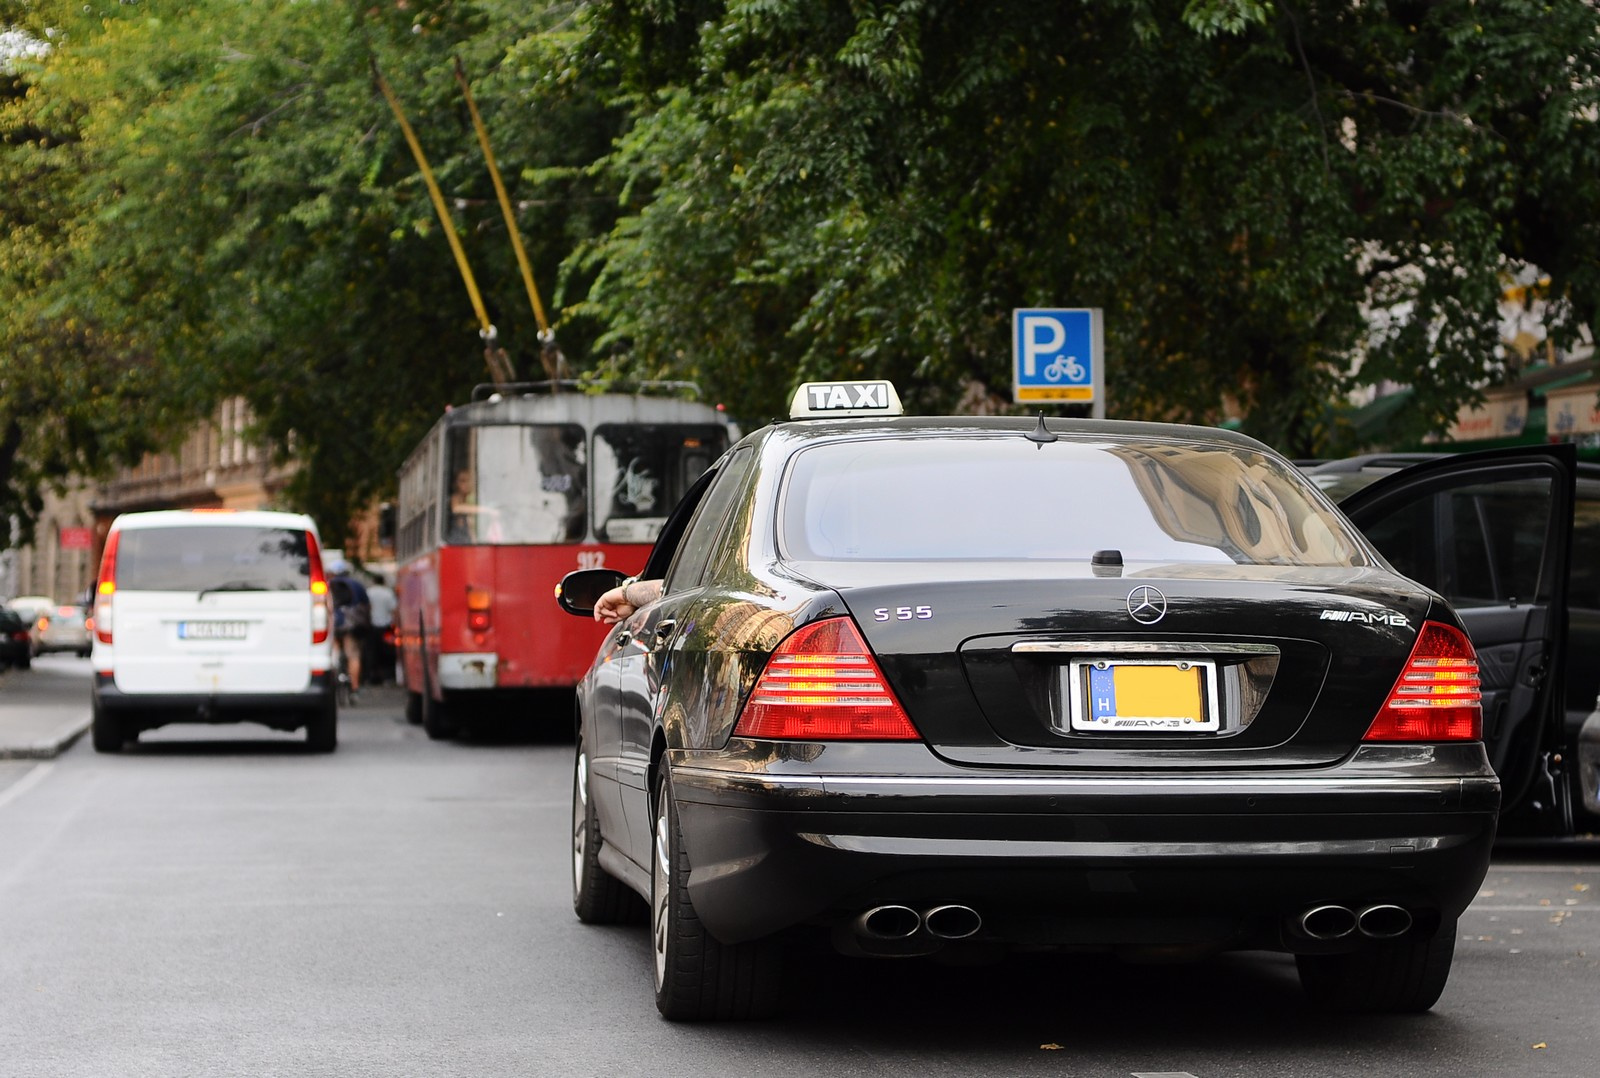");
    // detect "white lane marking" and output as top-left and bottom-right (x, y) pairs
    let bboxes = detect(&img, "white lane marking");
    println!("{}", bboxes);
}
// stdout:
(1469, 905), (1598, 912)
(0, 761), (54, 811)
(1132, 1072), (1201, 1077)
